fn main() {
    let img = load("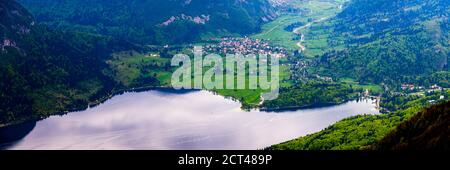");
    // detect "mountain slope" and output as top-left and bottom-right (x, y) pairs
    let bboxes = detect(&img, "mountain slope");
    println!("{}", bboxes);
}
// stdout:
(0, 0), (34, 43)
(19, 0), (277, 44)
(372, 101), (450, 150)
(0, 0), (36, 126)
(0, 0), (136, 126)
(317, 0), (449, 85)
